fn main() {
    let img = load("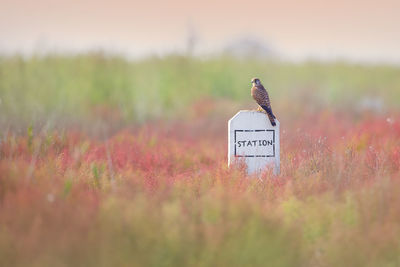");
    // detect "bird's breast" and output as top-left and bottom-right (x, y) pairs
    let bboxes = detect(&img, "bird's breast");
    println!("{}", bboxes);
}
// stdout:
(251, 86), (263, 100)
(251, 86), (257, 97)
